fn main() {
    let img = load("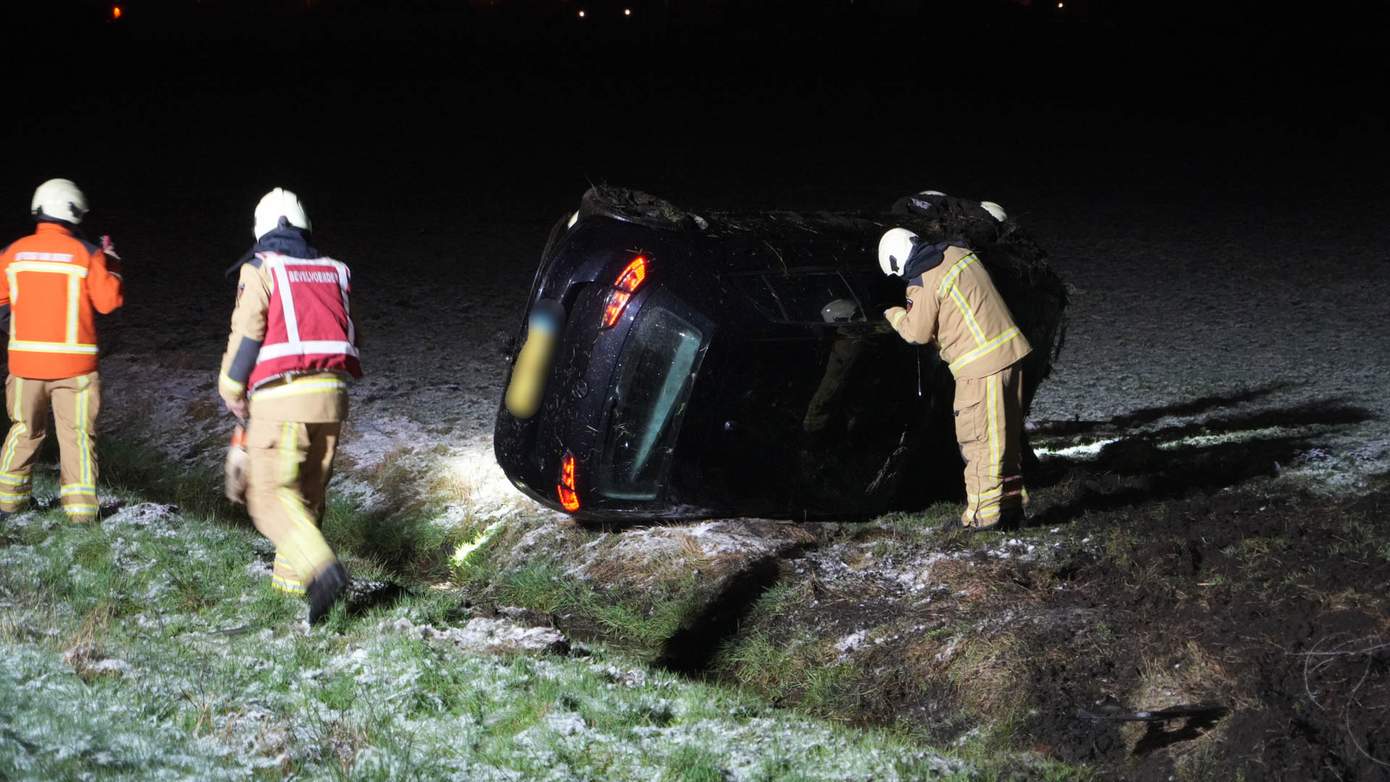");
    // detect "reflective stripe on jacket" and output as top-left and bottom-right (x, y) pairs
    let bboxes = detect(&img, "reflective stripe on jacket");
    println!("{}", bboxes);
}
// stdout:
(247, 252), (362, 391)
(0, 223), (124, 379)
(890, 245), (1031, 379)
